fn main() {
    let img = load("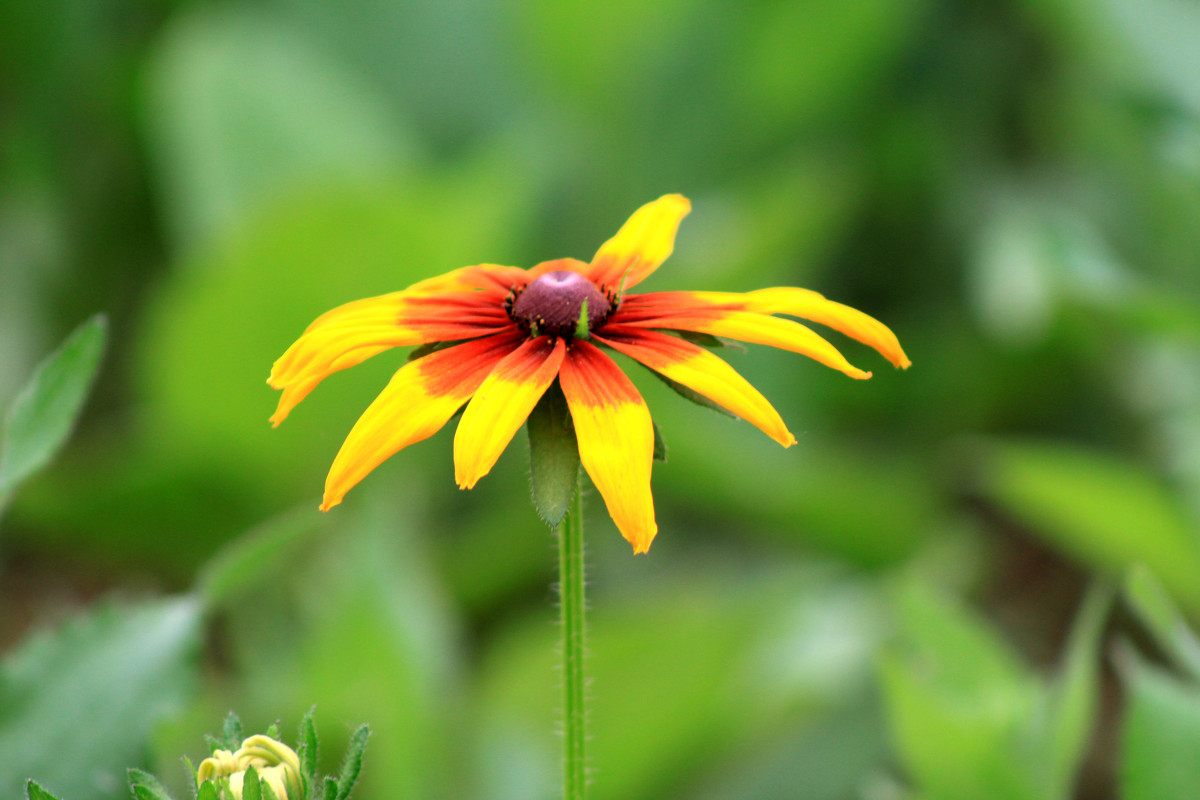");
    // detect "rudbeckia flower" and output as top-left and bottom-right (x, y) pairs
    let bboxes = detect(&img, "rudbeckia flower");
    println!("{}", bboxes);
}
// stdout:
(270, 194), (909, 553)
